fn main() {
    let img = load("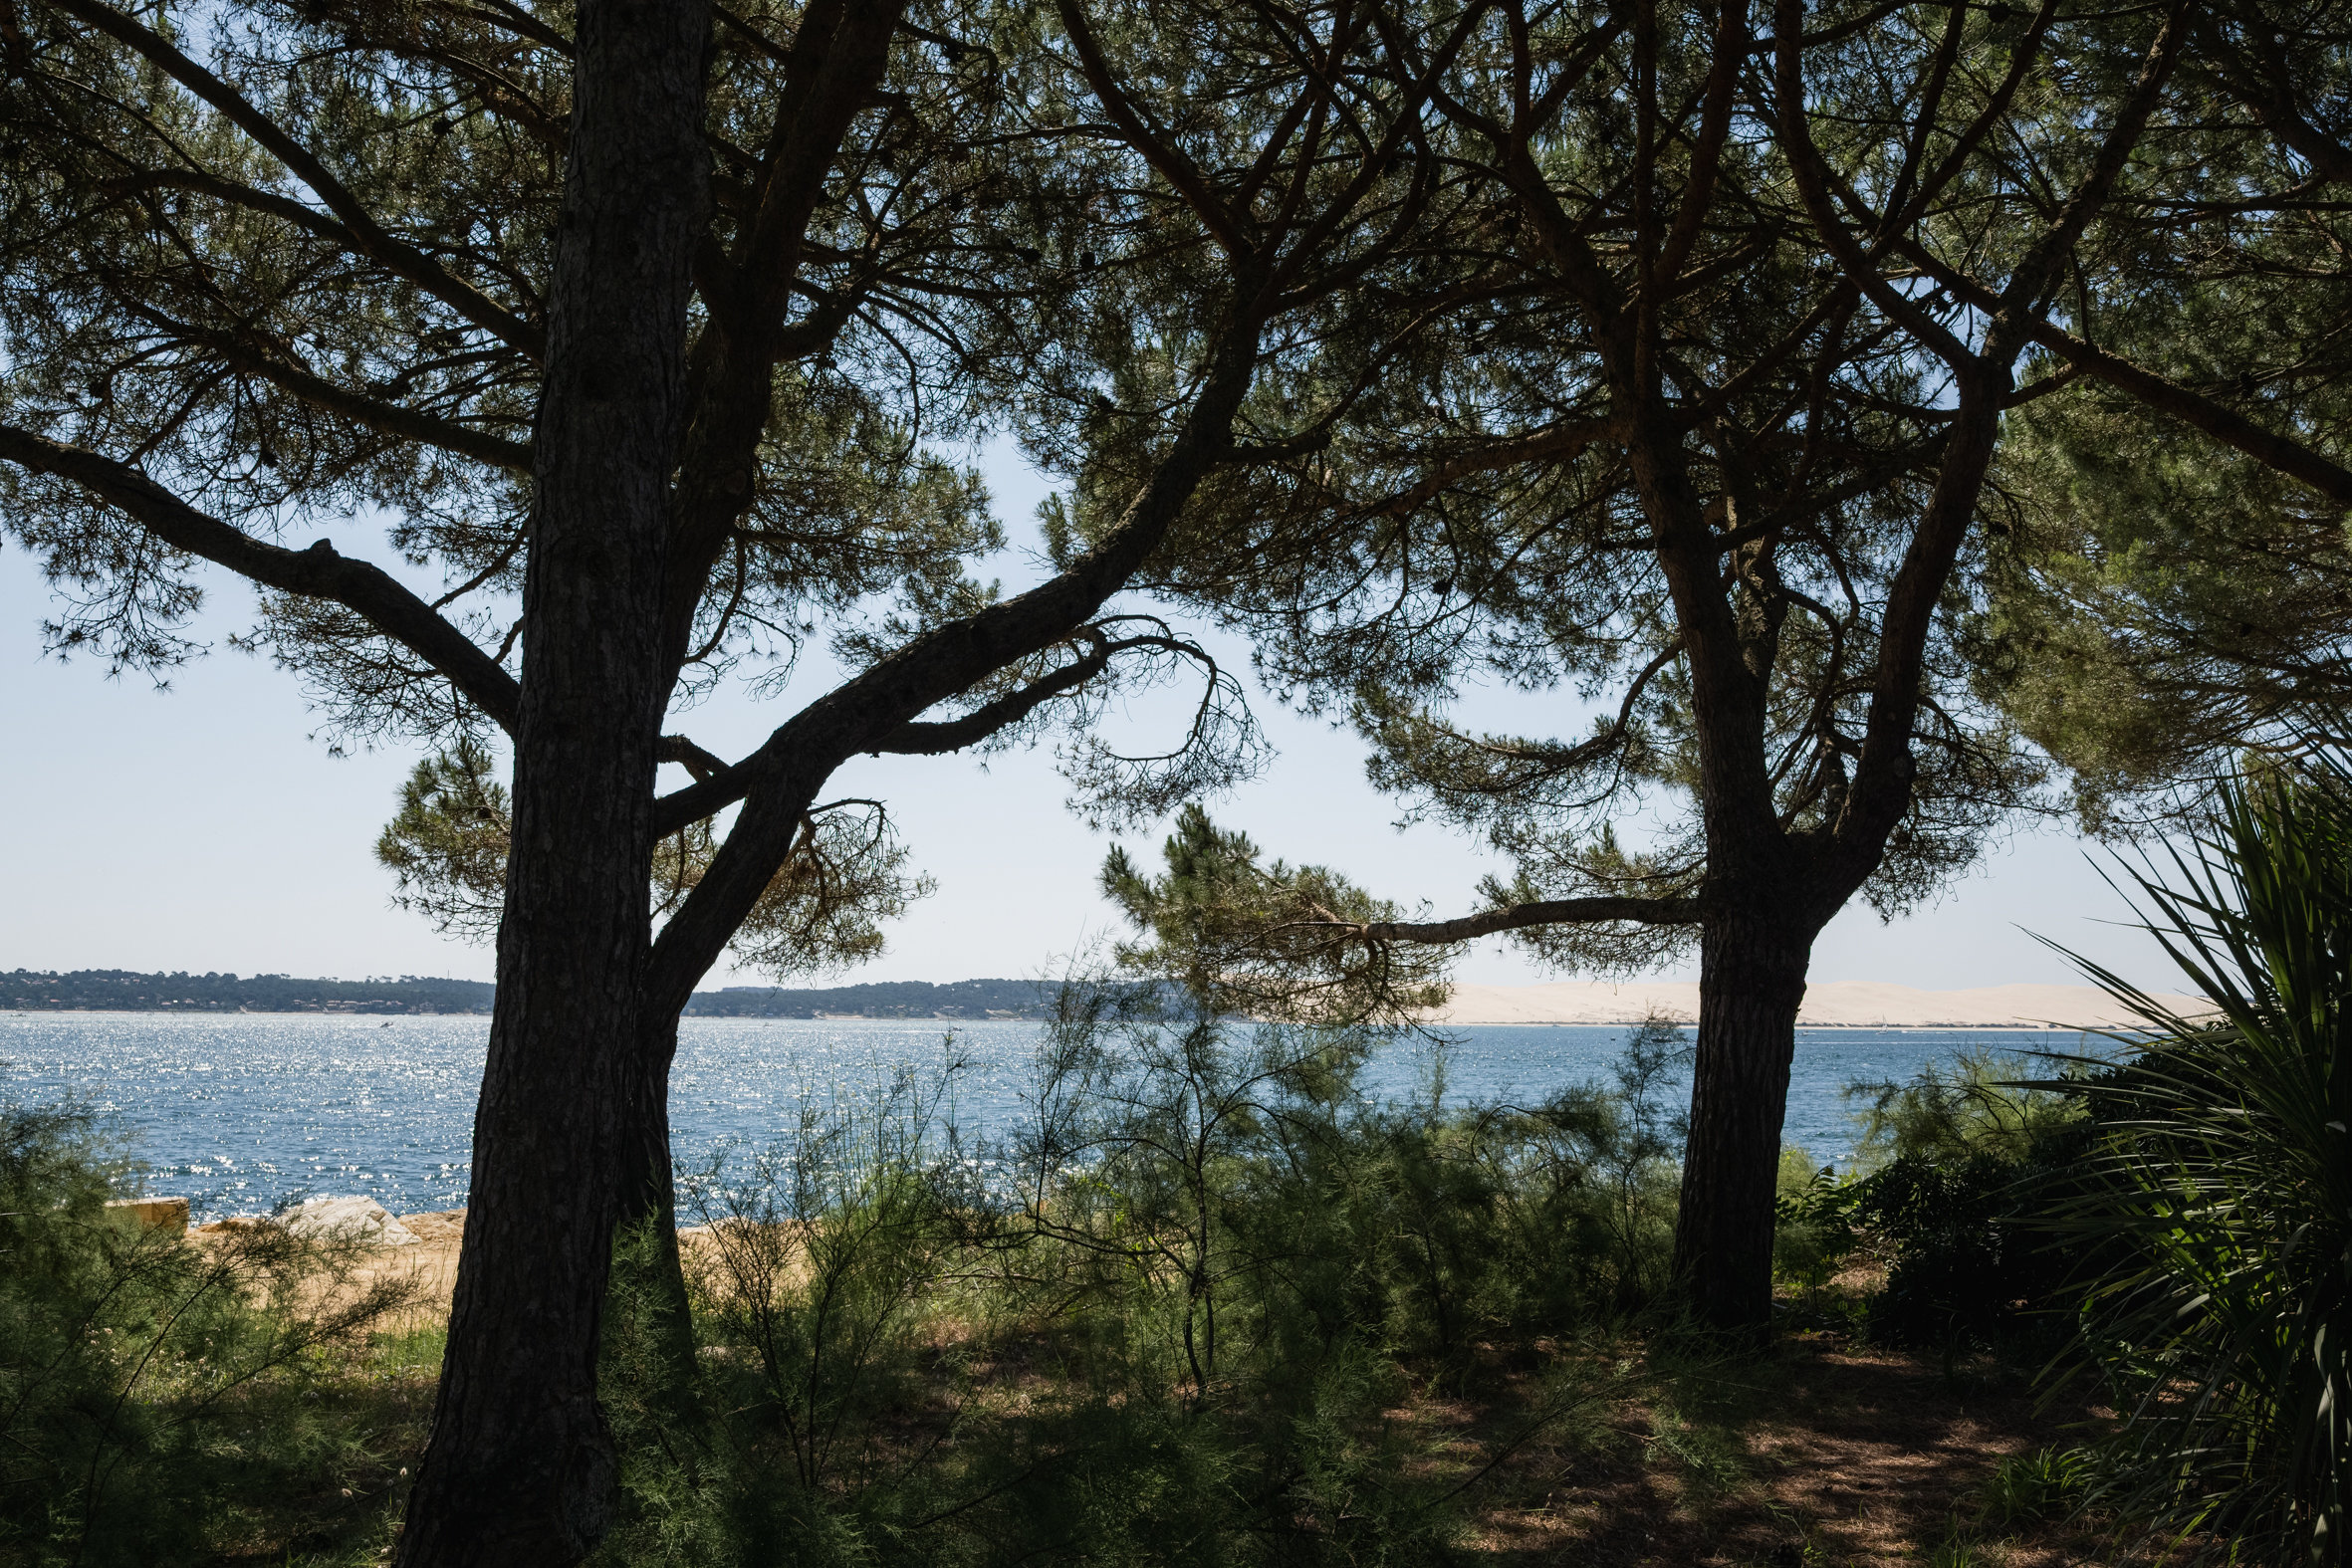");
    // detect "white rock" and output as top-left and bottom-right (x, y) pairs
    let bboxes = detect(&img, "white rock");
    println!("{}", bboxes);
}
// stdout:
(279, 1196), (421, 1245)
